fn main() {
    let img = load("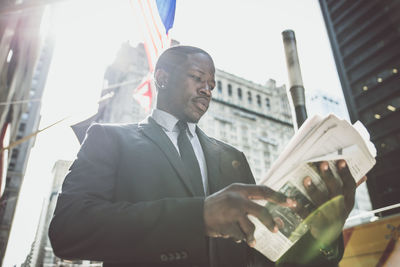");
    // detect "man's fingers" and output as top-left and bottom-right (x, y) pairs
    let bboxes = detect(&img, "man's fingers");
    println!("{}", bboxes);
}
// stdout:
(237, 184), (286, 203)
(303, 176), (325, 206)
(224, 224), (246, 243)
(232, 184), (296, 207)
(319, 161), (342, 197)
(238, 217), (256, 247)
(336, 160), (356, 214)
(291, 201), (314, 219)
(336, 160), (356, 194)
(245, 200), (278, 233)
